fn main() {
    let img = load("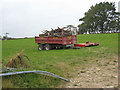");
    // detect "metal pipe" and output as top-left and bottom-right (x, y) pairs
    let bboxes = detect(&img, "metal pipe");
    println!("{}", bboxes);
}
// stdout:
(0, 70), (69, 82)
